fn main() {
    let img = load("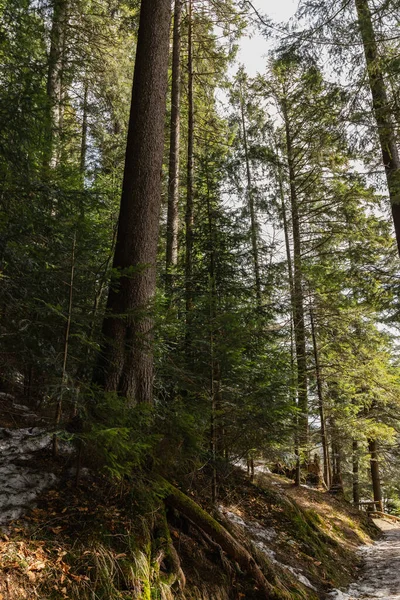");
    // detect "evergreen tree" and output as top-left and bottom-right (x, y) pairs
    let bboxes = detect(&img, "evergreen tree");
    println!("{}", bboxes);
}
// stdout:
(94, 0), (172, 404)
